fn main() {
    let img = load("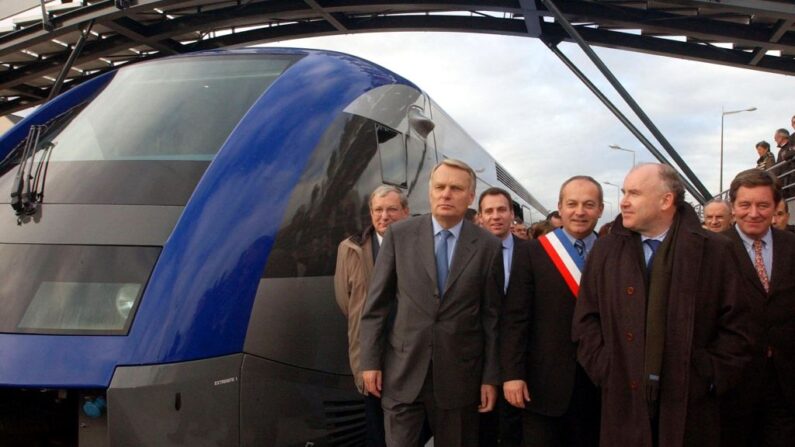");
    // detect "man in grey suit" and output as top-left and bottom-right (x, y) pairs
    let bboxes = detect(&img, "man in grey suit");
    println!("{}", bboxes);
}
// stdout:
(359, 159), (504, 447)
